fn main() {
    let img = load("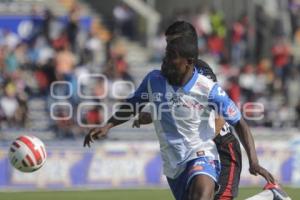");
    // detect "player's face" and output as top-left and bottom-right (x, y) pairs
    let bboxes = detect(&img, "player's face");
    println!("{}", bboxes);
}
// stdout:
(161, 48), (189, 86)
